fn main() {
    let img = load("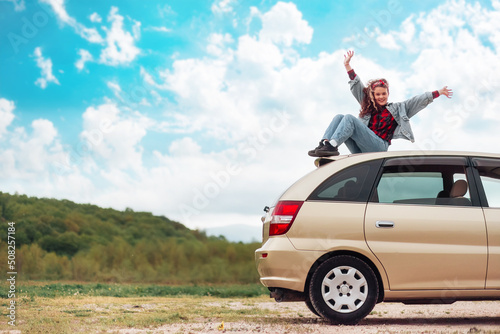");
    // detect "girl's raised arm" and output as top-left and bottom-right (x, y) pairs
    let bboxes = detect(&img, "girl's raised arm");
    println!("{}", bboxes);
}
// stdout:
(344, 50), (354, 72)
